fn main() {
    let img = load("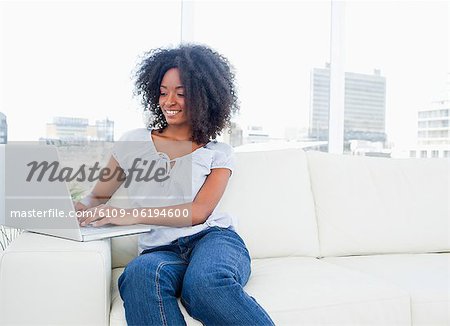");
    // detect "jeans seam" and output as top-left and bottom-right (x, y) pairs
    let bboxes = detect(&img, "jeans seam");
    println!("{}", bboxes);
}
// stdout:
(155, 260), (187, 326)
(233, 248), (244, 281)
